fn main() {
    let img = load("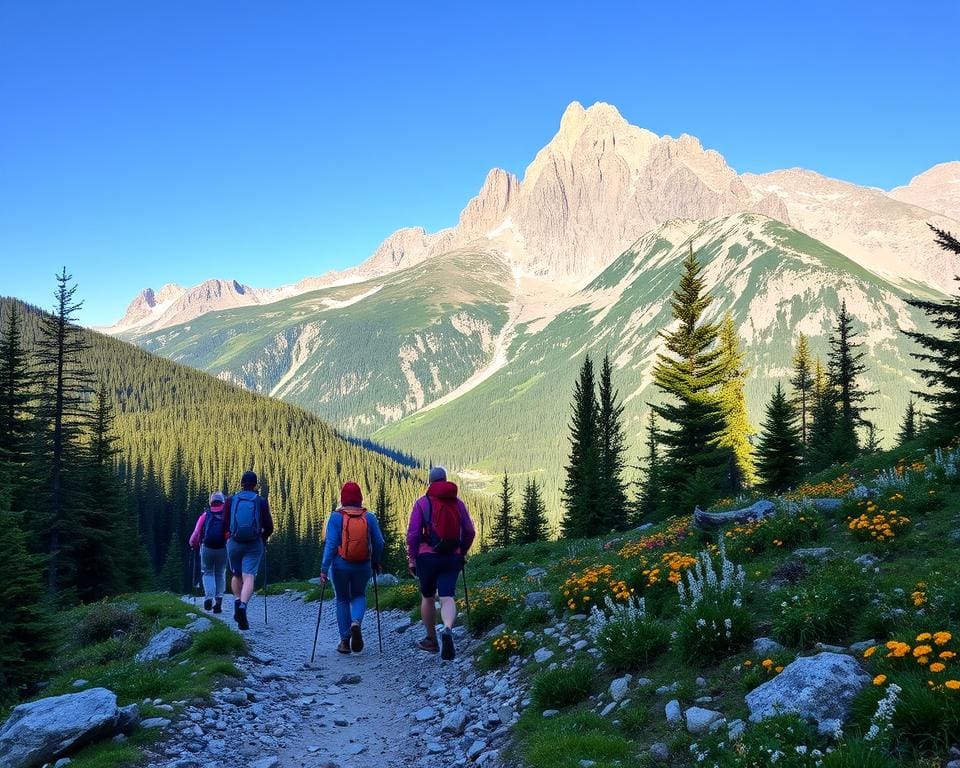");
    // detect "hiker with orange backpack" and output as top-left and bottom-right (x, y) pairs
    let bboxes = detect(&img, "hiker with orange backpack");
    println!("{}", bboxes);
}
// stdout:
(407, 466), (476, 660)
(320, 482), (385, 654)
